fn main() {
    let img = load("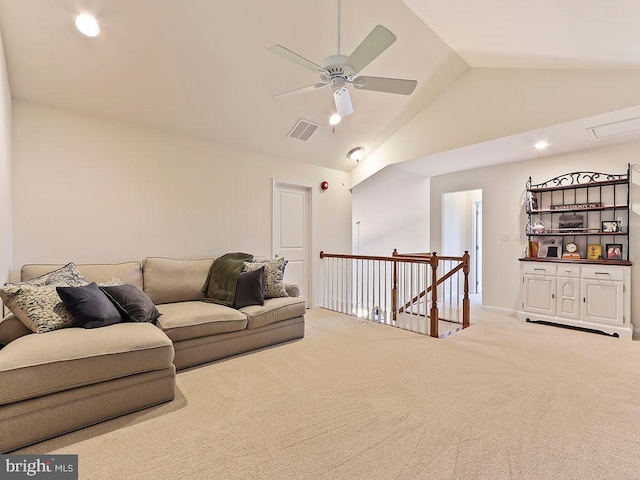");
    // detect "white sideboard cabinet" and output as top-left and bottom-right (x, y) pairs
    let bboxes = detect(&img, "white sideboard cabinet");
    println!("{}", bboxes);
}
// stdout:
(517, 260), (632, 339)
